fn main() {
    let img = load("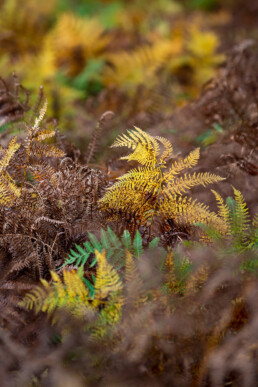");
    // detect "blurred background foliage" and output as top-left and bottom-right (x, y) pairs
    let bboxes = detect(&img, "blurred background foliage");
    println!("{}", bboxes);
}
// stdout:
(0, 0), (257, 146)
